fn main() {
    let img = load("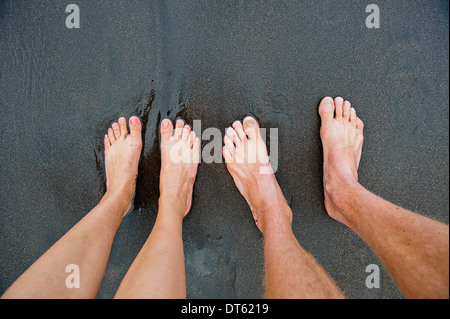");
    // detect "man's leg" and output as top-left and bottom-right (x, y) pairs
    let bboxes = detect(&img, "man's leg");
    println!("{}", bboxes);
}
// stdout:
(115, 119), (200, 299)
(2, 117), (143, 299)
(318, 96), (449, 299)
(222, 117), (343, 299)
